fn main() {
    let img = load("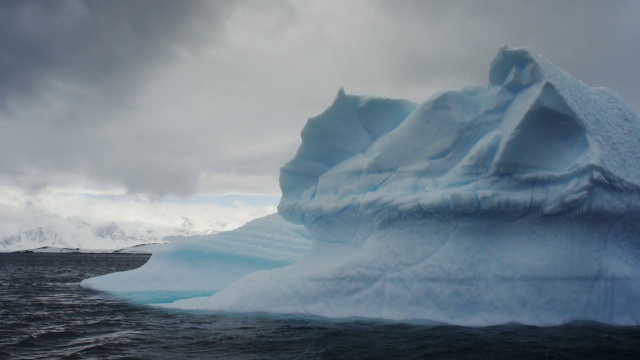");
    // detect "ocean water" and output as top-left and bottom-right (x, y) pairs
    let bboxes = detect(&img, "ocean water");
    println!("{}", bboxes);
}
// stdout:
(1, 253), (640, 359)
